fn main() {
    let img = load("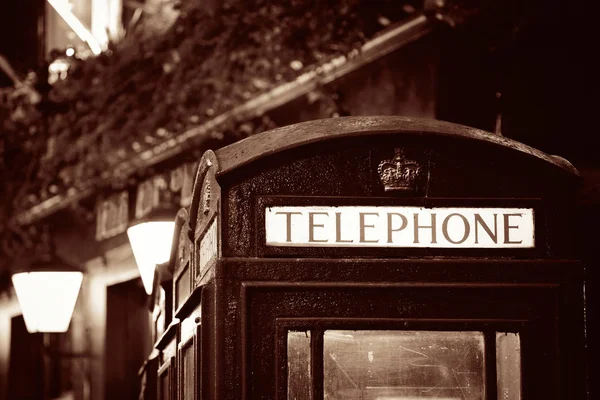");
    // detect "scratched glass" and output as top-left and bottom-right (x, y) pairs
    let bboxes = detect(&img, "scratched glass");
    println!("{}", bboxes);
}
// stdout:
(288, 331), (312, 400)
(323, 330), (485, 400)
(496, 332), (521, 400)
